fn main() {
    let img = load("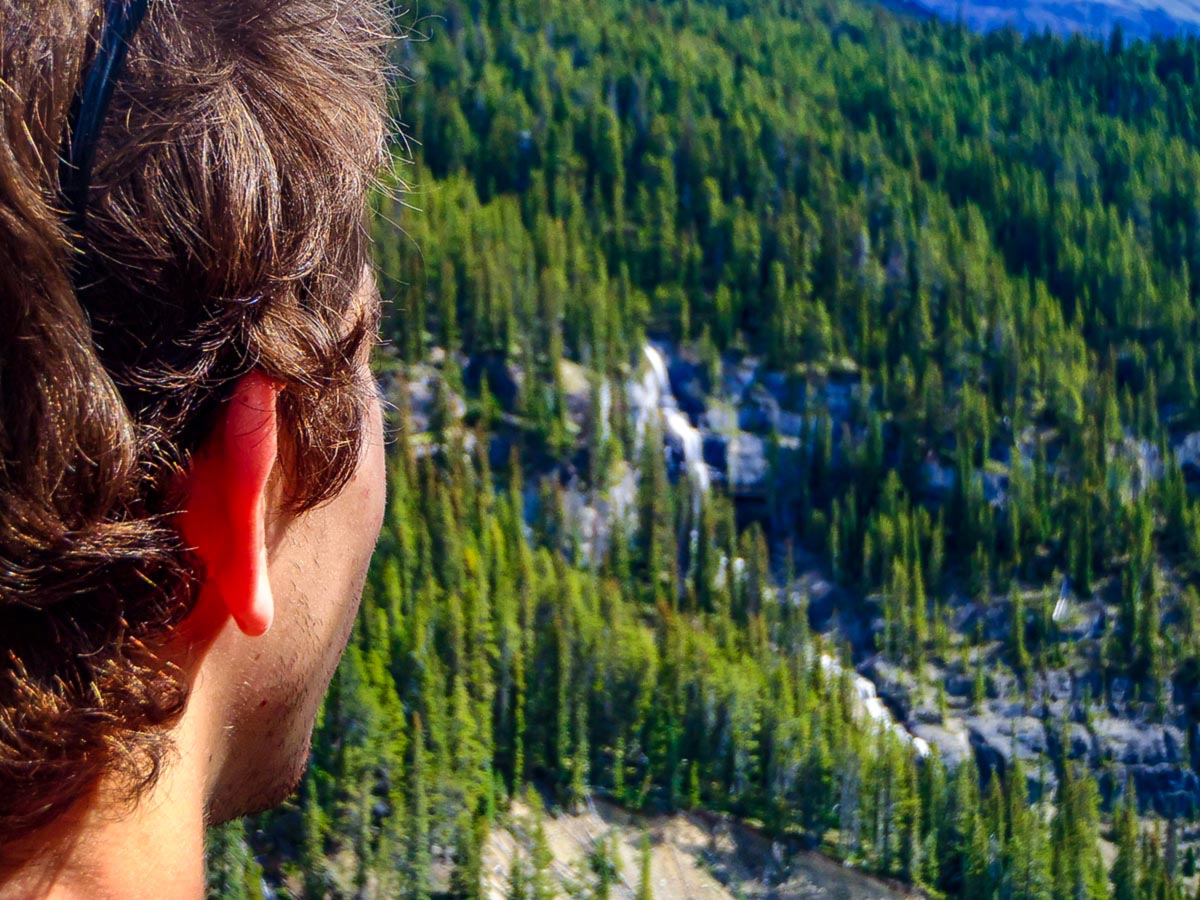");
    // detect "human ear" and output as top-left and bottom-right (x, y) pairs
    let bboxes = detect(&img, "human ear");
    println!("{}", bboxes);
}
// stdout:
(179, 371), (281, 637)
